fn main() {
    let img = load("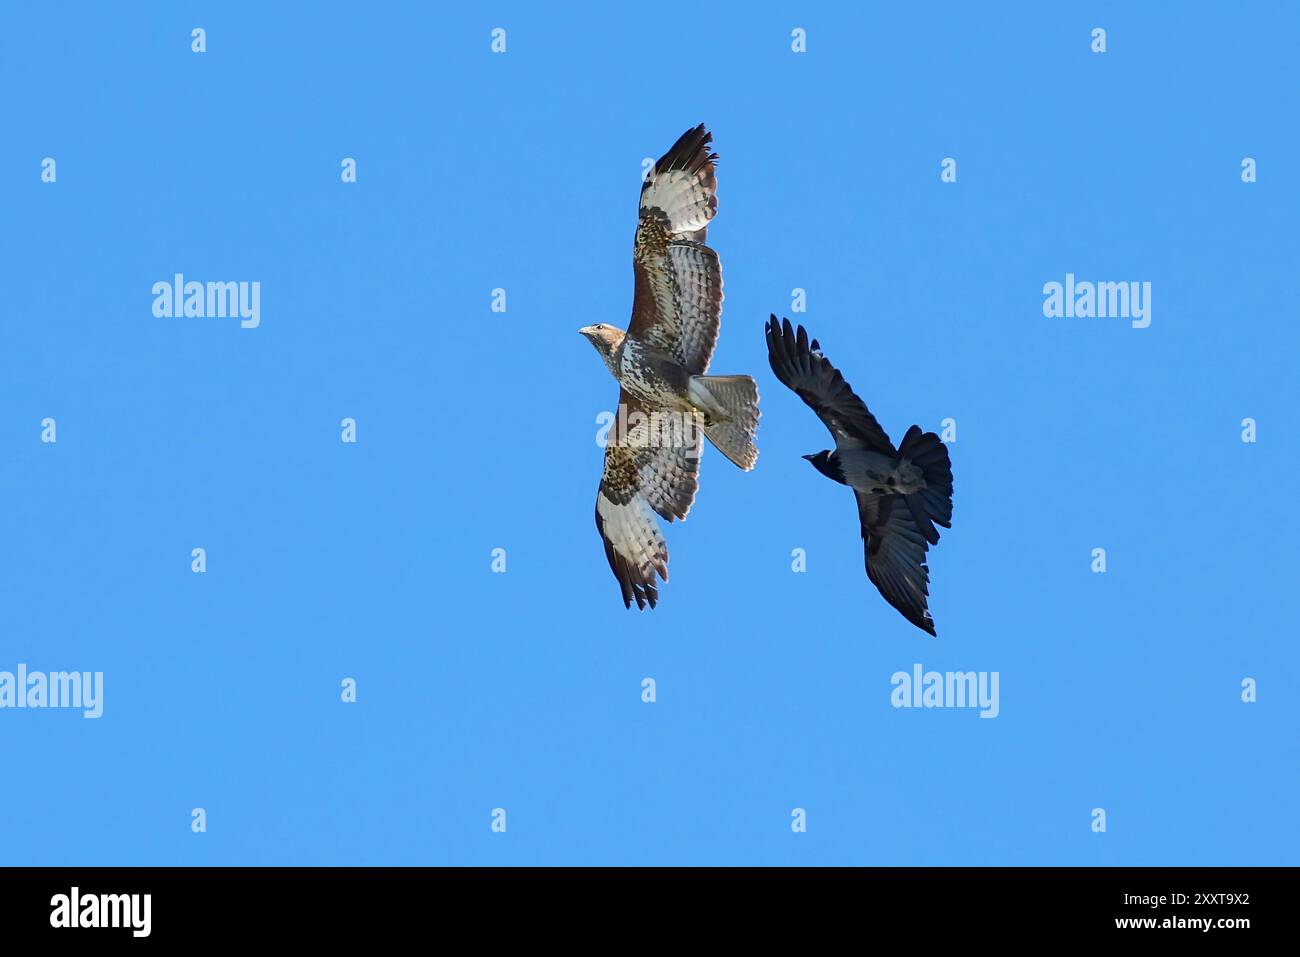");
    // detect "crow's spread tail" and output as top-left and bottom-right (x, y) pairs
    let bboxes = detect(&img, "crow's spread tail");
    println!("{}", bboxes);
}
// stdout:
(899, 425), (953, 545)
